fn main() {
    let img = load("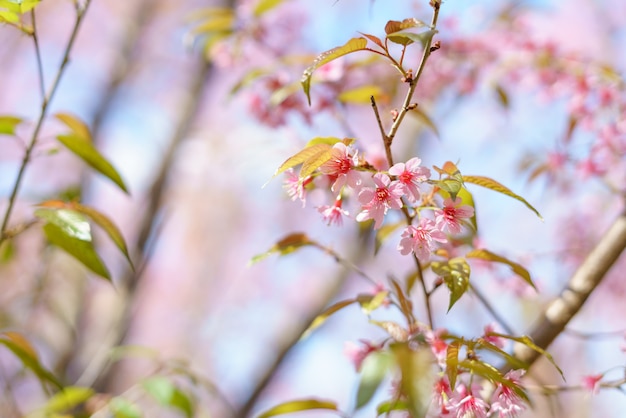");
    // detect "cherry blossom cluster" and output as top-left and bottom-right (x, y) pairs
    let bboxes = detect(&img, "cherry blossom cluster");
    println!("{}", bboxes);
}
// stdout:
(283, 142), (475, 263)
(344, 325), (527, 418)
